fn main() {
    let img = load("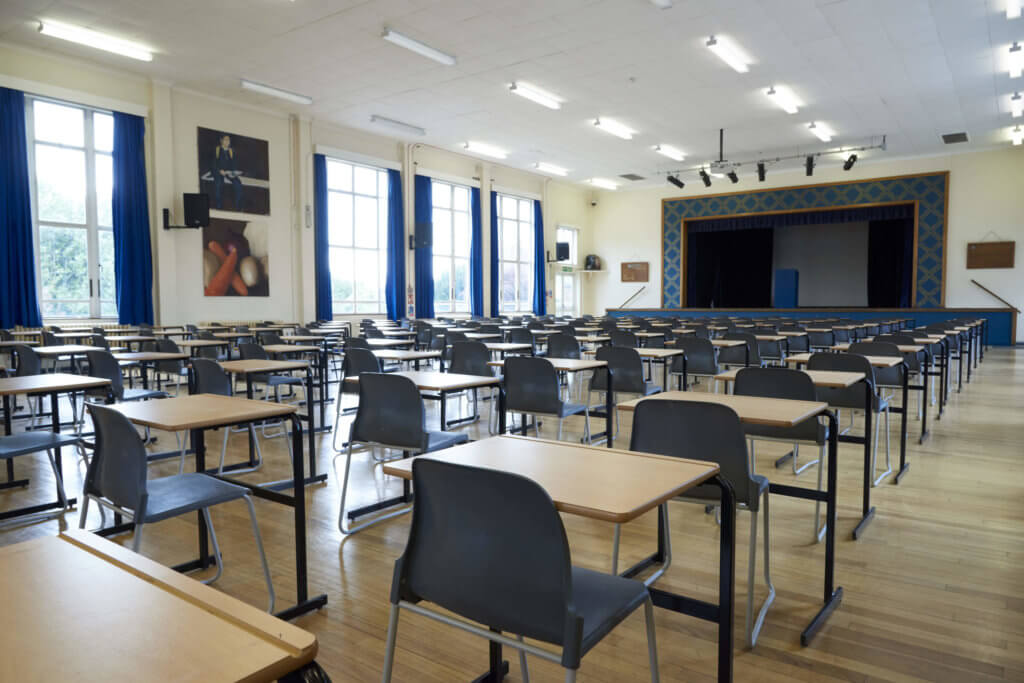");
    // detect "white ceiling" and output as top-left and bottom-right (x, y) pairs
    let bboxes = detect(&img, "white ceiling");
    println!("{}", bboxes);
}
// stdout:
(1, 0), (1021, 185)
